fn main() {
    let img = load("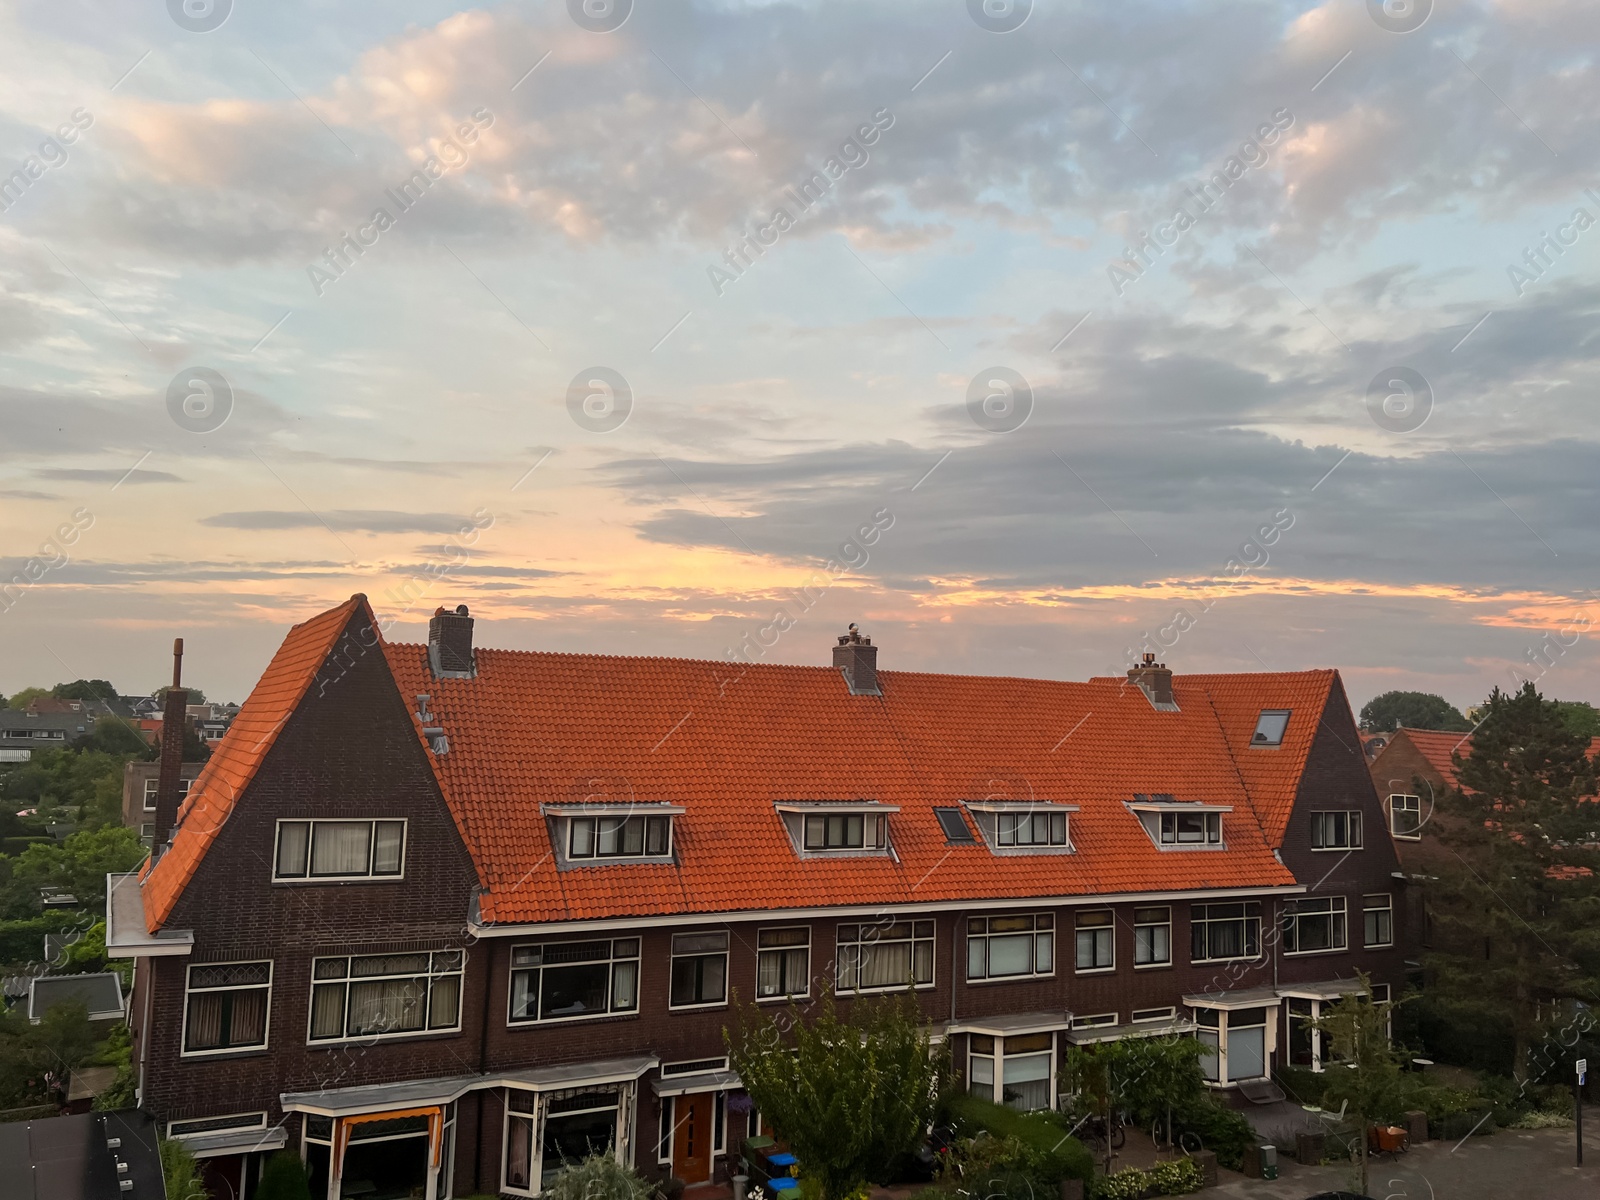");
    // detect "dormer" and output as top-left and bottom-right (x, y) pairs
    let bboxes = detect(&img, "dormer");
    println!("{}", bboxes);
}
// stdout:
(961, 800), (1079, 855)
(775, 801), (898, 859)
(542, 802), (685, 866)
(1127, 795), (1230, 850)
